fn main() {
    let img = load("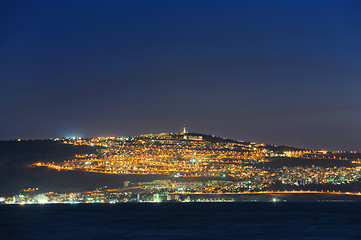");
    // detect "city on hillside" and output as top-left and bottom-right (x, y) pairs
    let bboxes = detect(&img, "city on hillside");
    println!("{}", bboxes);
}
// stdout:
(2, 128), (361, 204)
